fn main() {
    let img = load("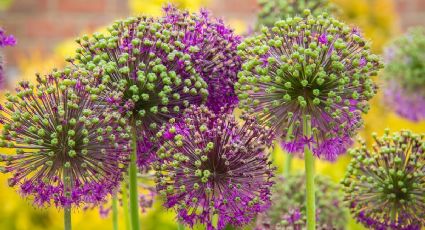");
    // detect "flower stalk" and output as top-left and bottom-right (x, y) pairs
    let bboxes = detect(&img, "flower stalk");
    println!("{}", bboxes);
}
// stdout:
(129, 124), (140, 230)
(112, 194), (119, 230)
(303, 115), (315, 230)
